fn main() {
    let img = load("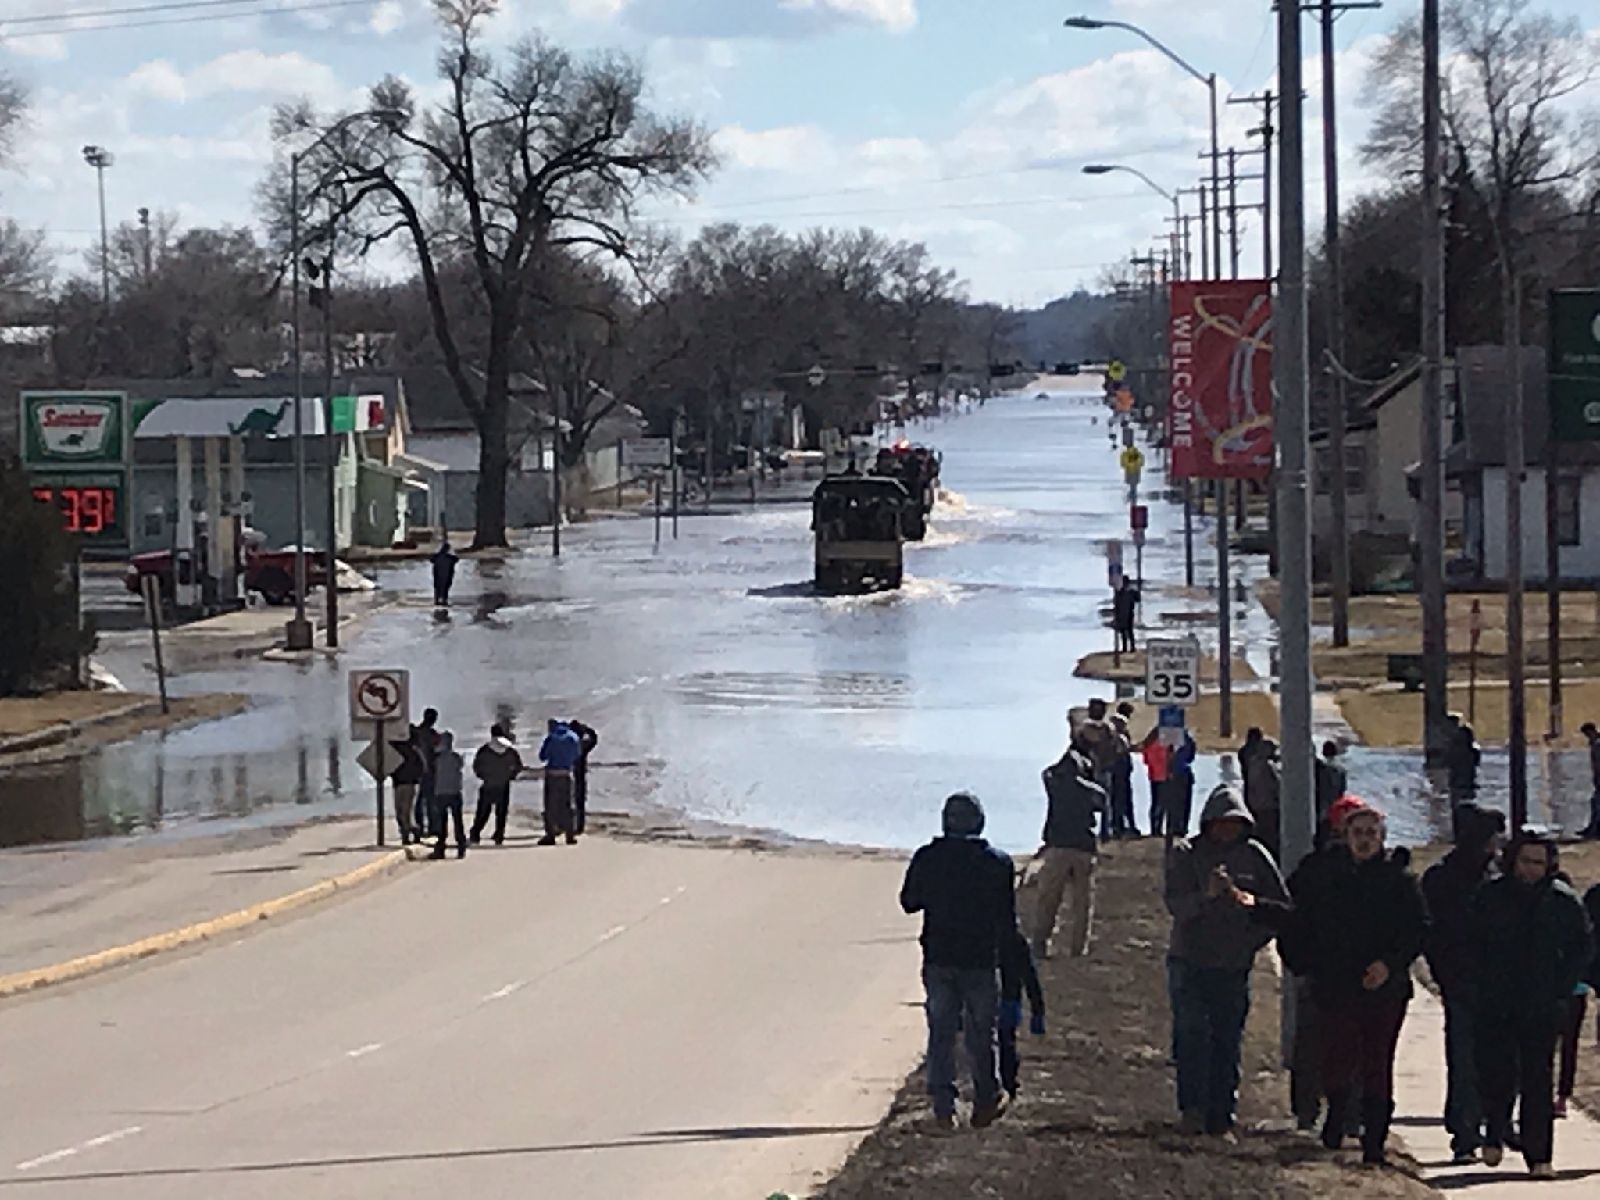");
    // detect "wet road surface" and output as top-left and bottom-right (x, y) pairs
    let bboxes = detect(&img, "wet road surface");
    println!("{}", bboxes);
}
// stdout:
(2, 391), (1589, 852)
